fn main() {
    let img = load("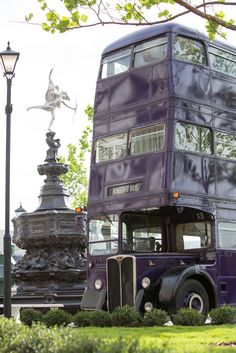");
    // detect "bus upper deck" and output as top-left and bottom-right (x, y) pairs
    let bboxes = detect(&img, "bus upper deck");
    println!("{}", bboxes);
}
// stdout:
(95, 22), (236, 121)
(88, 23), (236, 215)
